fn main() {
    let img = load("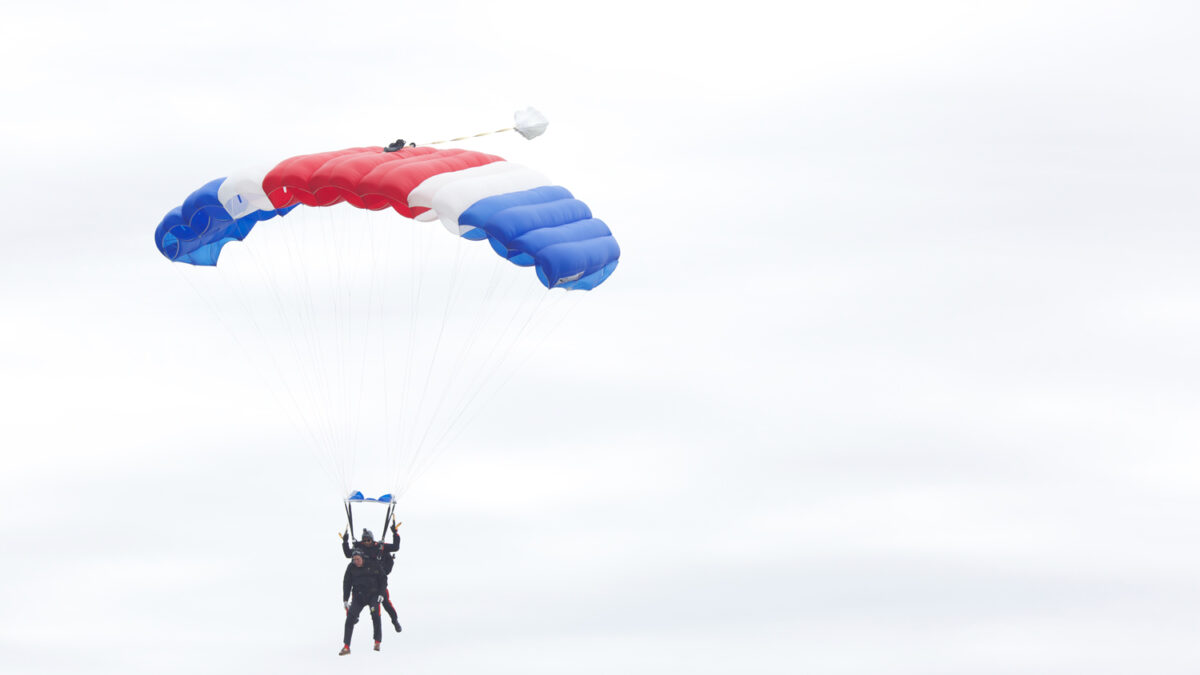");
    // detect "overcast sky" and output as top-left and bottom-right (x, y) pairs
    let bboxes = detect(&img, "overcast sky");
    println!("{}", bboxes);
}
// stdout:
(3, 1), (1200, 673)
